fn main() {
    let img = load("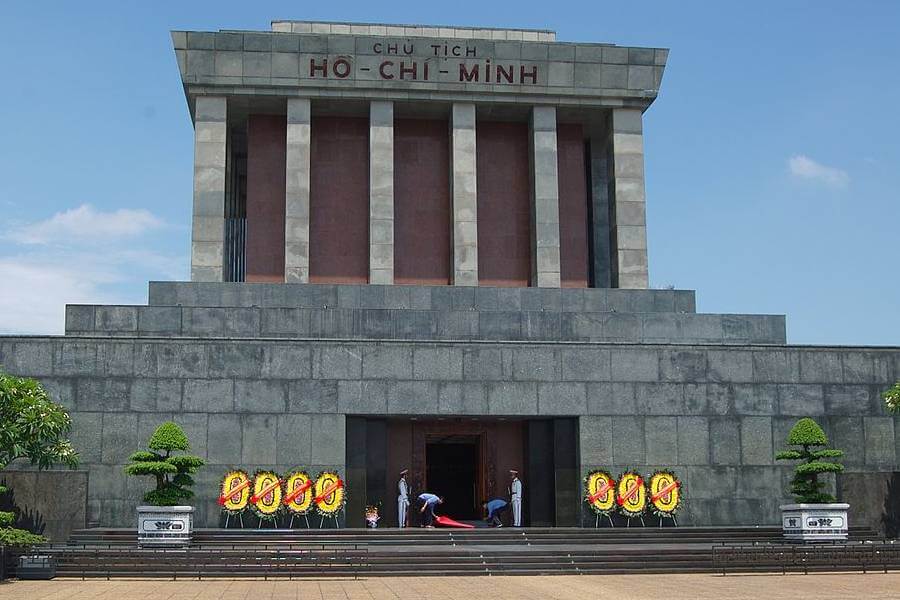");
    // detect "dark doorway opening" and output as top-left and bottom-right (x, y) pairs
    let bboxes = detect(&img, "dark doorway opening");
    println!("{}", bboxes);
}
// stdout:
(426, 437), (479, 520)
